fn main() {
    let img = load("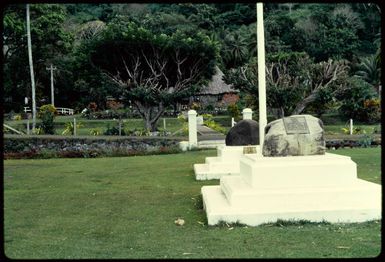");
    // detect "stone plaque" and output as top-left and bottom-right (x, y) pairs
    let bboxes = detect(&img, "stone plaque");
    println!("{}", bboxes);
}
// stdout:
(283, 116), (310, 134)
